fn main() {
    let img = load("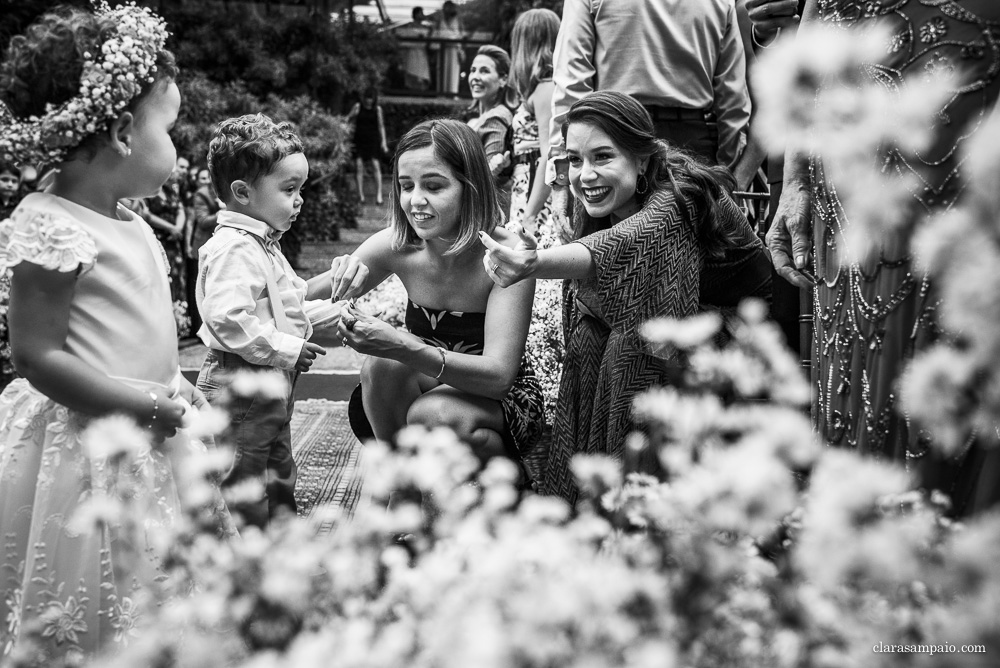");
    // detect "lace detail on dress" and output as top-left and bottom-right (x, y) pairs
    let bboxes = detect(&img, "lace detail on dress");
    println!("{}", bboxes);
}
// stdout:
(0, 207), (98, 274)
